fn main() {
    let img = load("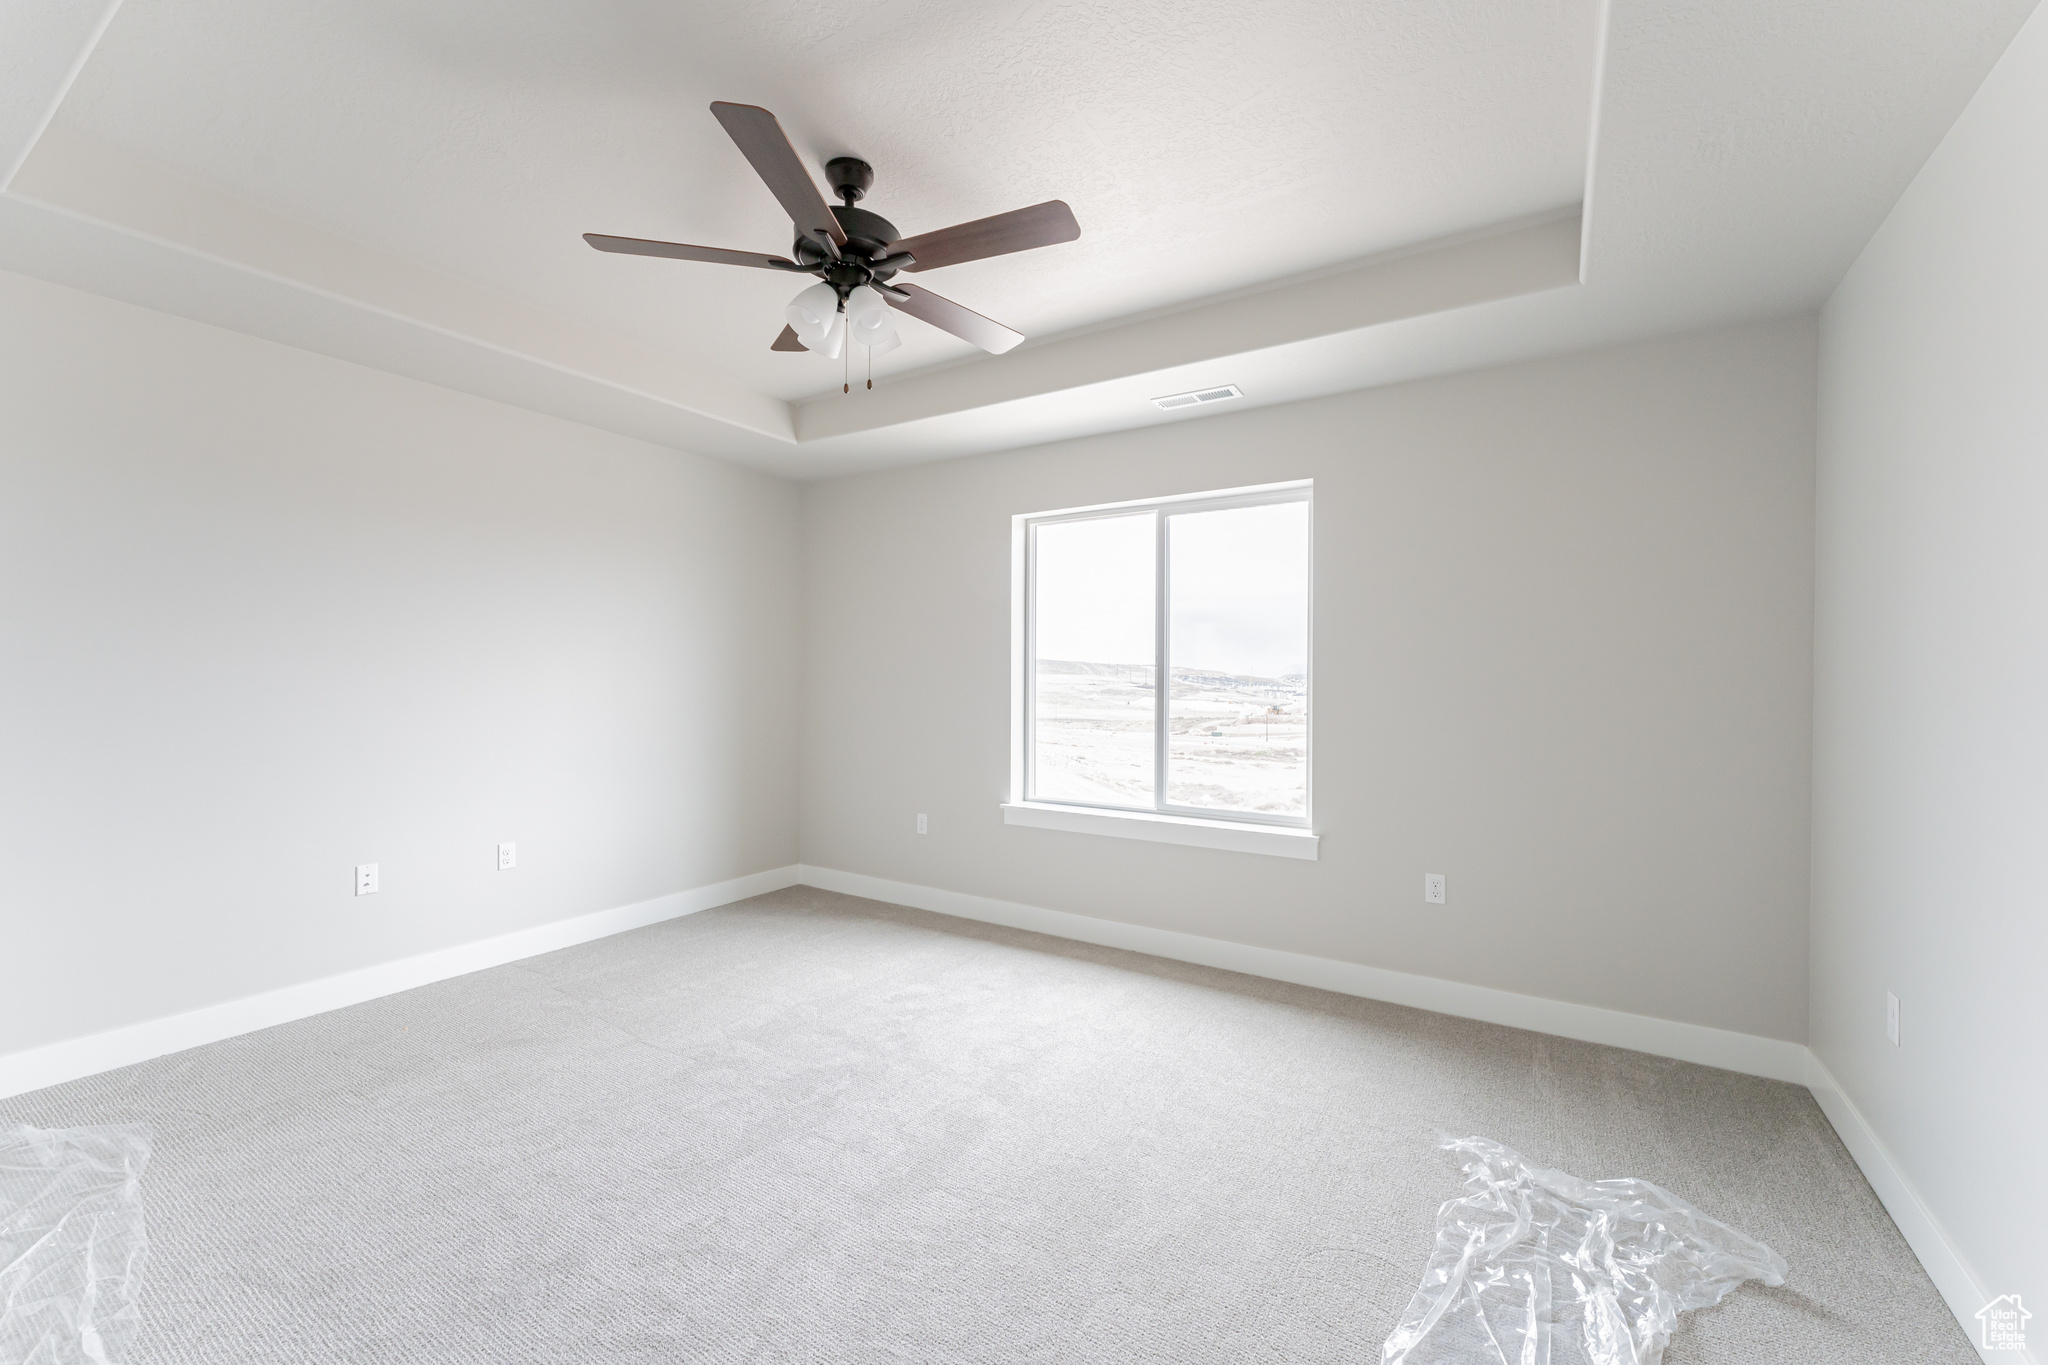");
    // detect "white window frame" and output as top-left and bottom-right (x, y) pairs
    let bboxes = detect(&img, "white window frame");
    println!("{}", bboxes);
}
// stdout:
(1004, 480), (1317, 859)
